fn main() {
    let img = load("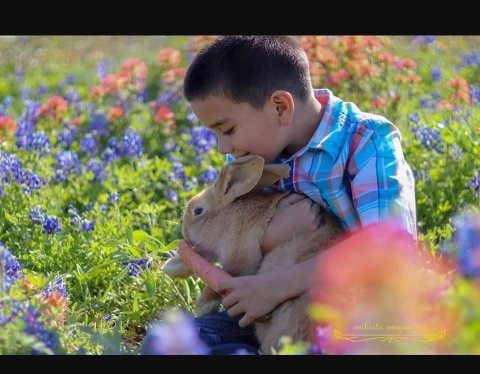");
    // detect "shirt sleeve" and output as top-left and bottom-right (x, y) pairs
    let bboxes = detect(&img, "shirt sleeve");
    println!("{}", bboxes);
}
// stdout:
(348, 122), (417, 239)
